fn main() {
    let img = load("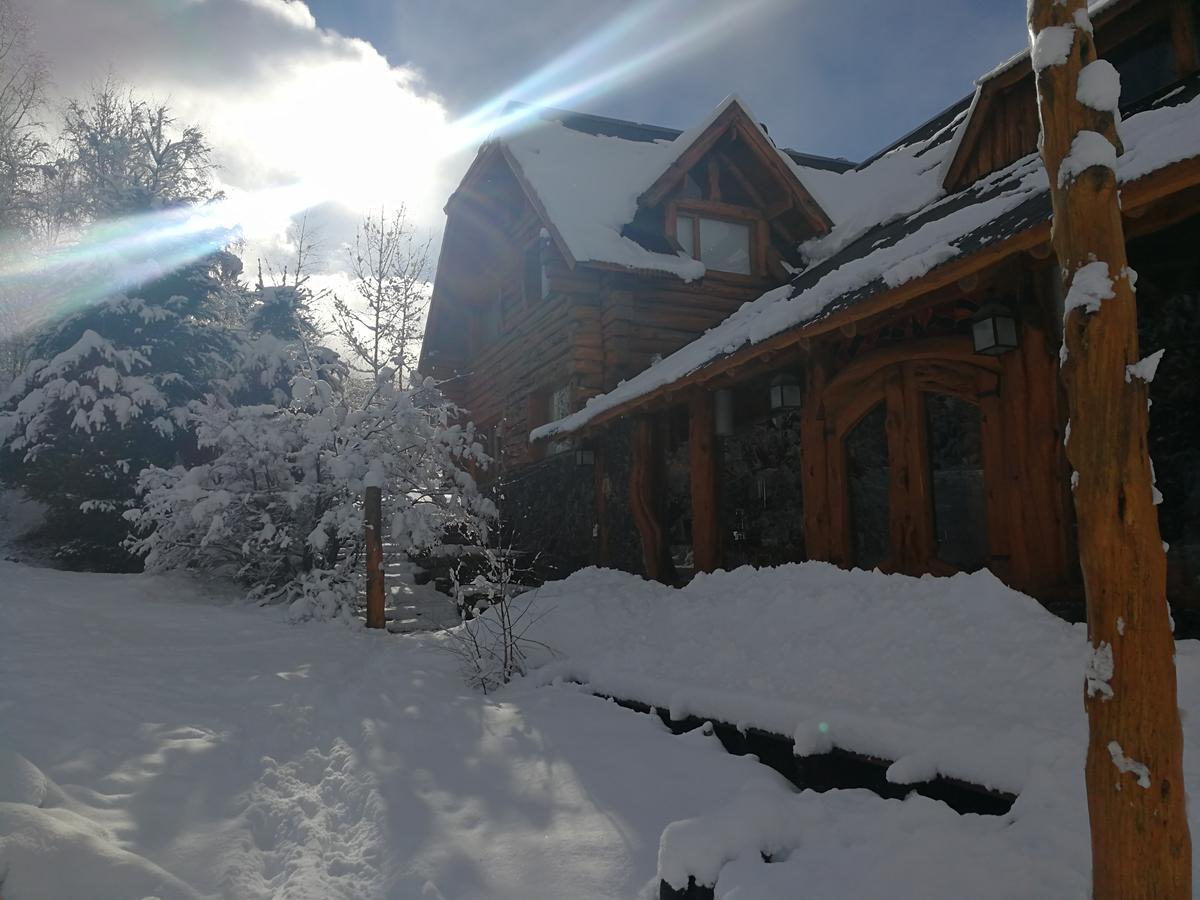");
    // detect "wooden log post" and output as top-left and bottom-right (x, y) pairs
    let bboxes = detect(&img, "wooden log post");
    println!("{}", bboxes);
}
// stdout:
(689, 392), (720, 574)
(630, 416), (674, 585)
(1028, 2), (1191, 895)
(364, 485), (386, 629)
